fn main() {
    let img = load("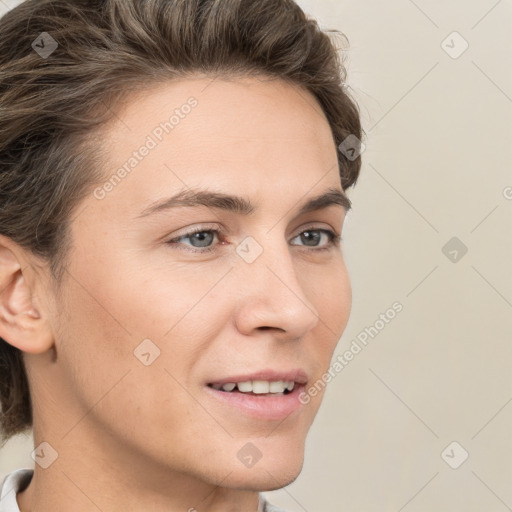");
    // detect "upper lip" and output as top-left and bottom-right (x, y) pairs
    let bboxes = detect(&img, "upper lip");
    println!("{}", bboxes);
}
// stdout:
(207, 369), (308, 386)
